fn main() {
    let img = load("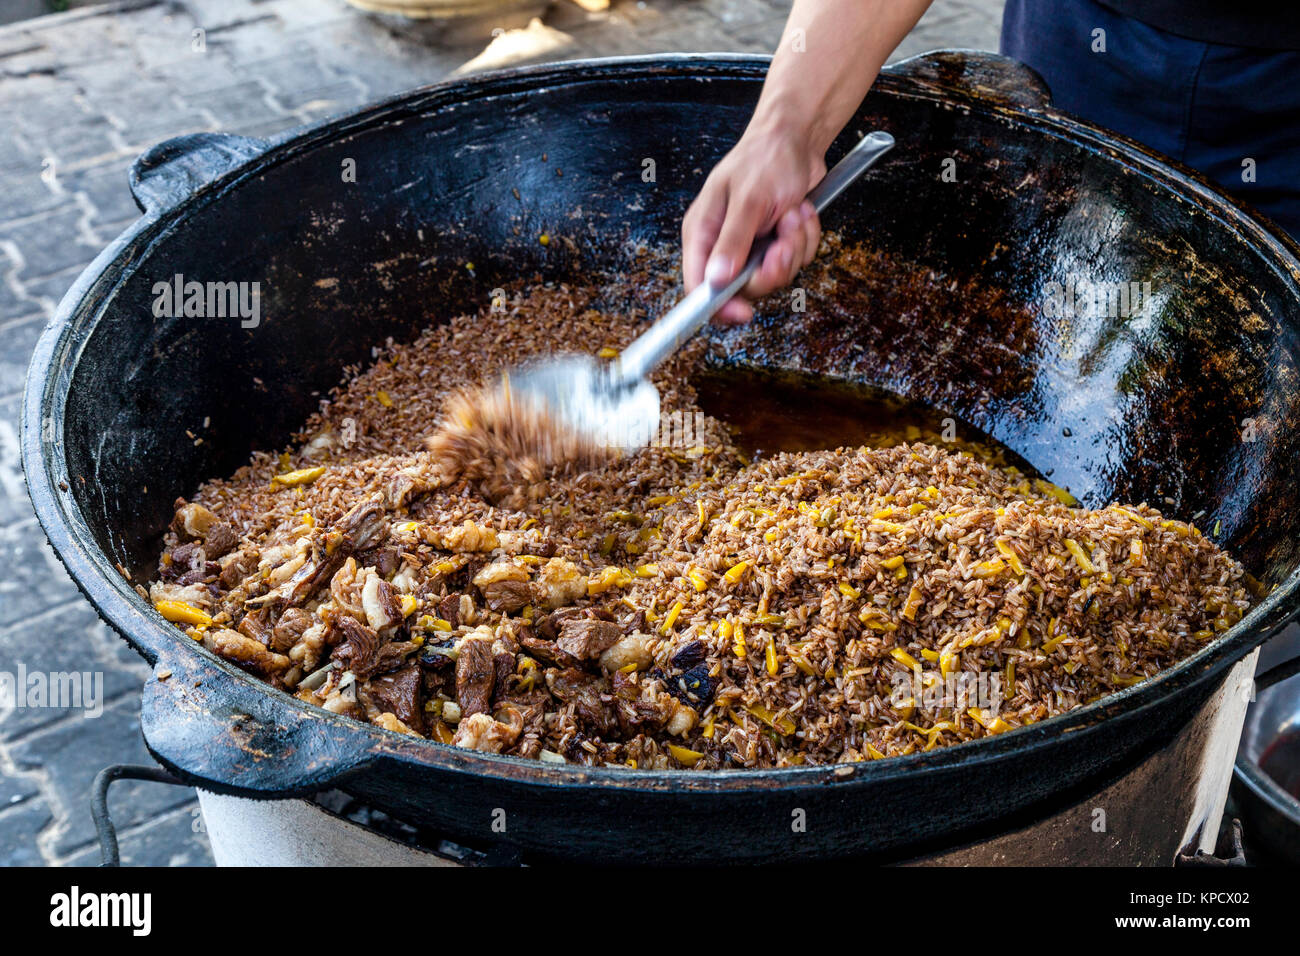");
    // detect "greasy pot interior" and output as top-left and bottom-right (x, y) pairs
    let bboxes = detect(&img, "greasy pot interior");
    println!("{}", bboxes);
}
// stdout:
(56, 57), (1300, 635)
